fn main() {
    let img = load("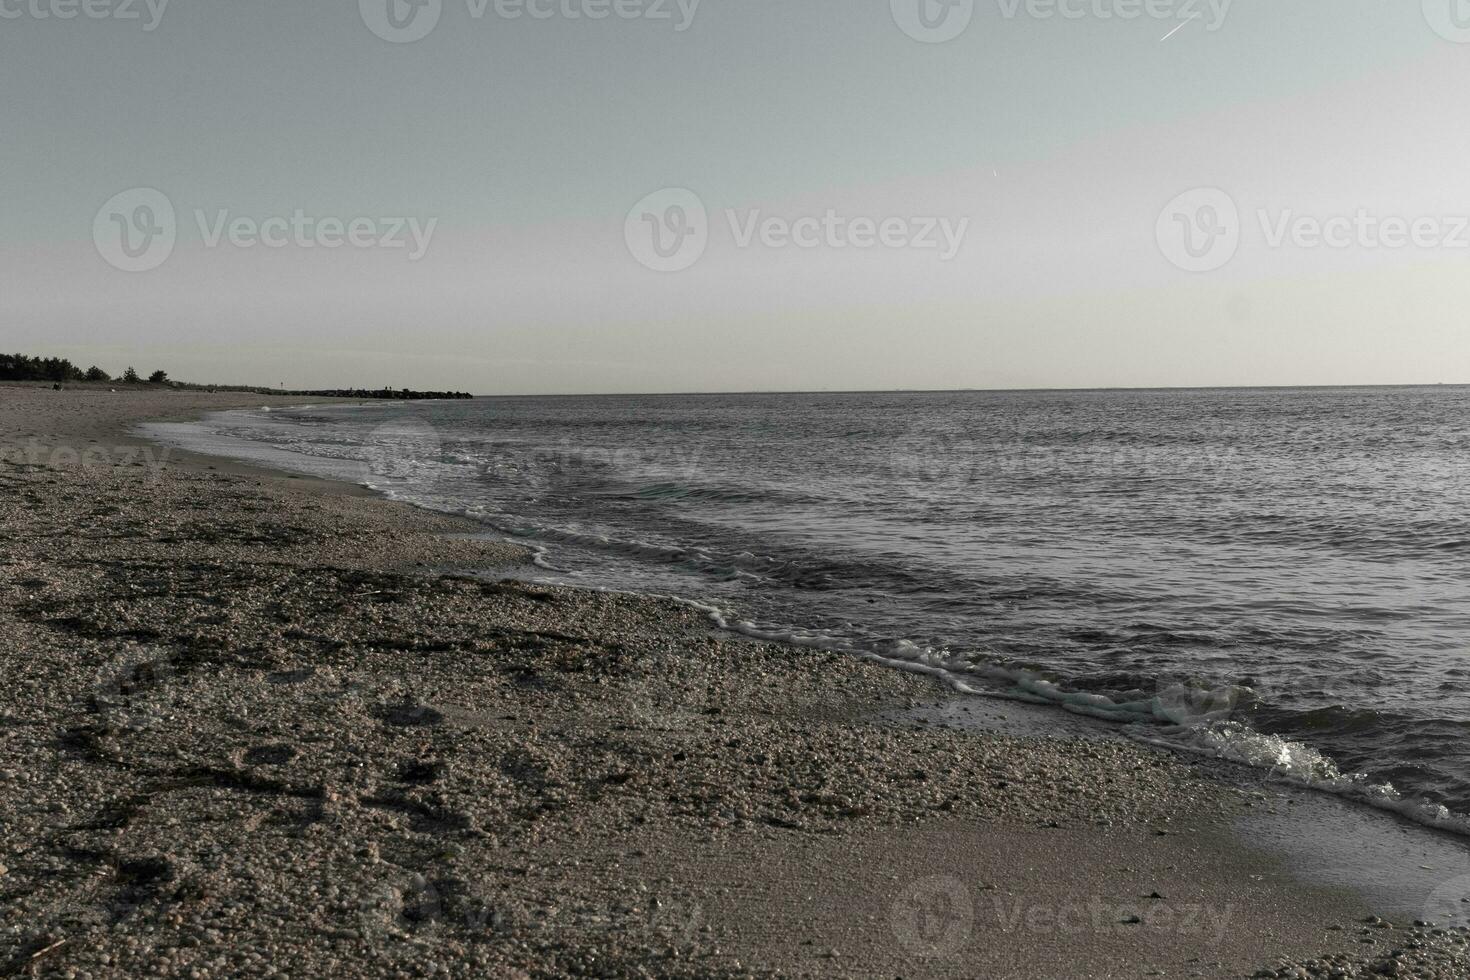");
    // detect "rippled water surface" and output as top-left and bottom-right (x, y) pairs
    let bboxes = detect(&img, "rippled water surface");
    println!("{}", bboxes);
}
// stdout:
(148, 387), (1470, 829)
